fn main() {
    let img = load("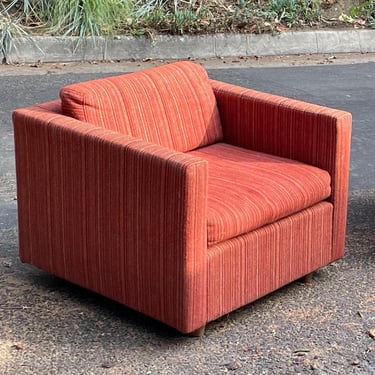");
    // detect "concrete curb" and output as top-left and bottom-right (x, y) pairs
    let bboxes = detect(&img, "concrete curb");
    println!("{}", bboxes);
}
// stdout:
(8, 29), (375, 64)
